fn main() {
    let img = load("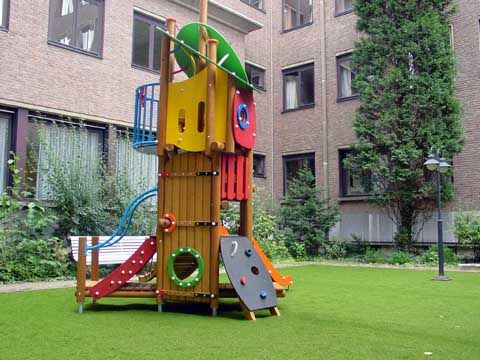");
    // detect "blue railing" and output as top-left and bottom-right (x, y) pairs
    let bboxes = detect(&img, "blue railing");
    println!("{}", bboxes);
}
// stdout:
(133, 82), (160, 151)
